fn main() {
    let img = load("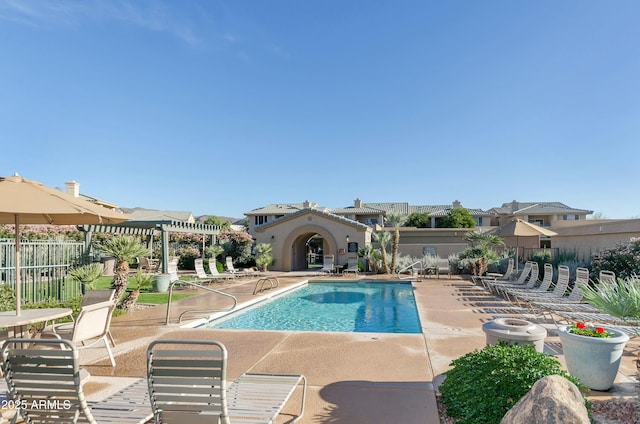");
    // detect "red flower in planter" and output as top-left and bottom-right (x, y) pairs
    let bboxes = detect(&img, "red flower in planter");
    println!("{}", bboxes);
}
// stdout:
(568, 322), (611, 338)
